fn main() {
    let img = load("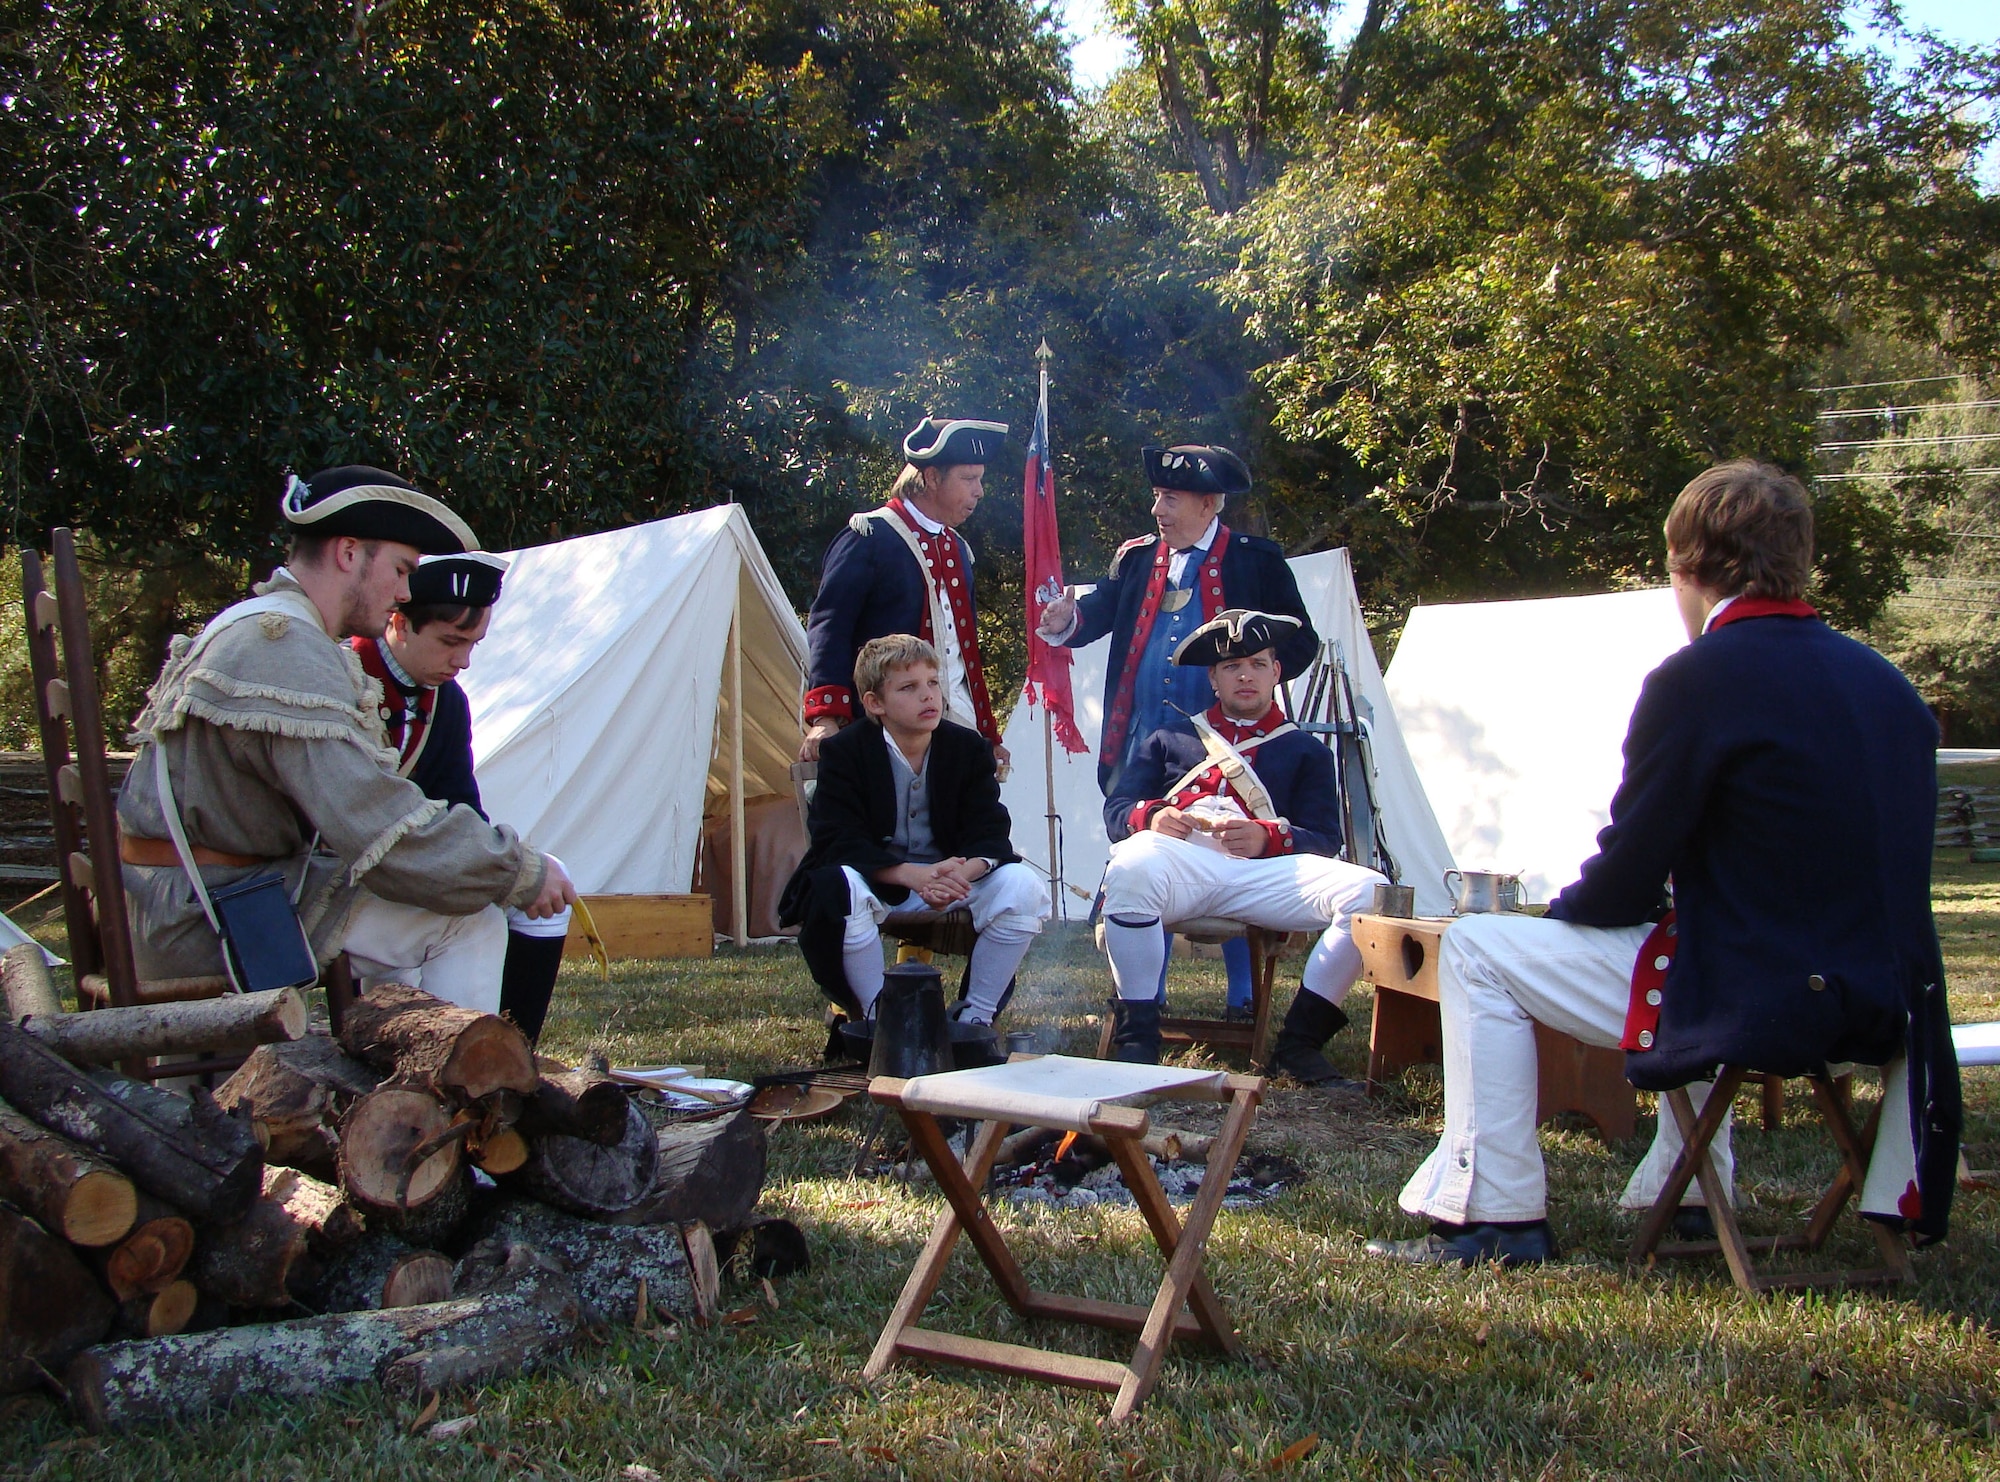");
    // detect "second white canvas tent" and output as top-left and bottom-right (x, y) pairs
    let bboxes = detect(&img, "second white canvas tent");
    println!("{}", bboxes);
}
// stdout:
(1001, 548), (1459, 916)
(1383, 587), (1687, 905)
(461, 504), (805, 934)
